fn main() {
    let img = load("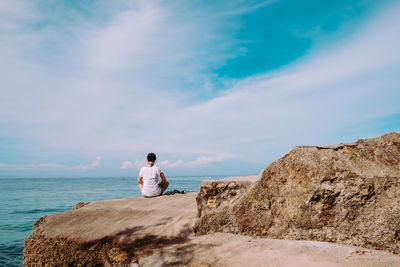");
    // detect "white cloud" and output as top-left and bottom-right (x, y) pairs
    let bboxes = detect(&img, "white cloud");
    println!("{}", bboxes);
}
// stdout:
(120, 159), (146, 170)
(120, 161), (135, 170)
(216, 0), (278, 16)
(84, 4), (163, 73)
(0, 157), (101, 171)
(0, 0), (239, 155)
(126, 154), (234, 170)
(0, 0), (36, 31)
(184, 155), (227, 168)
(158, 159), (184, 168)
(70, 156), (101, 170)
(1, 1), (400, 174)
